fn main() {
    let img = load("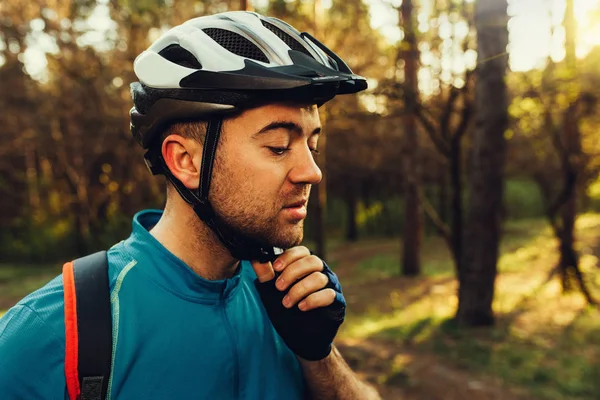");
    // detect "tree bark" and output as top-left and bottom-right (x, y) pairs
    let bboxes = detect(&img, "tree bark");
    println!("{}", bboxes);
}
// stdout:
(346, 188), (358, 242)
(450, 136), (463, 273)
(543, 0), (596, 304)
(239, 0), (252, 11)
(399, 0), (422, 277)
(311, 0), (327, 260)
(456, 0), (509, 327)
(438, 166), (448, 224)
(557, 0), (581, 294)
